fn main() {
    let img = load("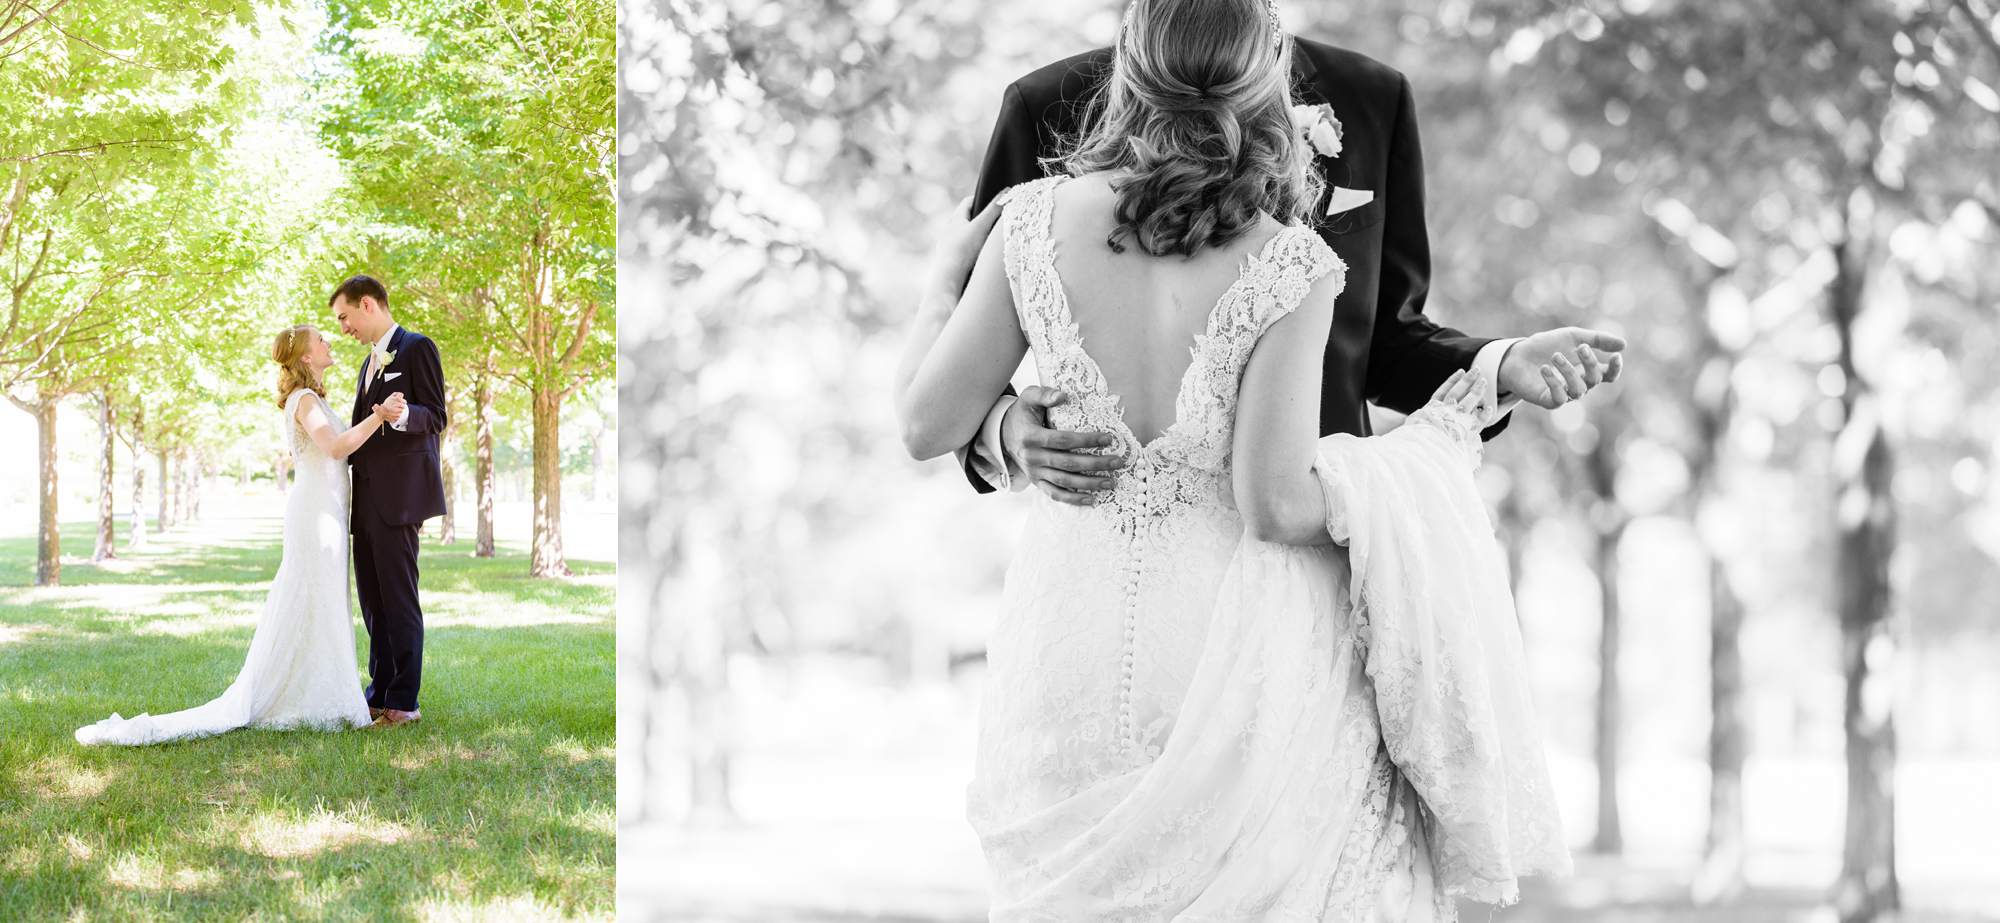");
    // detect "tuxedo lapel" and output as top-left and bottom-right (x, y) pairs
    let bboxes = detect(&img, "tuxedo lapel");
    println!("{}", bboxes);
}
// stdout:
(1289, 49), (1356, 193)
(353, 352), (370, 423)
(363, 327), (409, 404)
